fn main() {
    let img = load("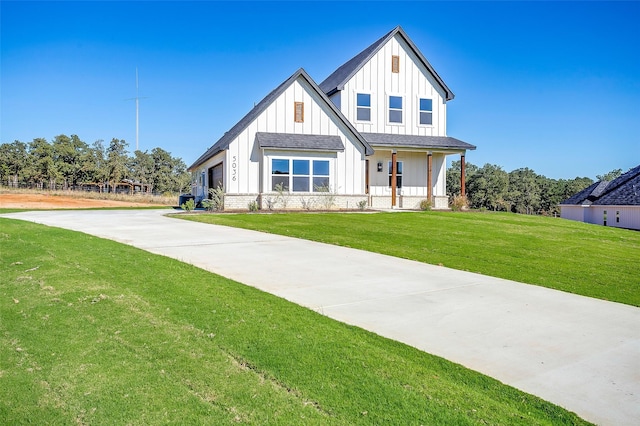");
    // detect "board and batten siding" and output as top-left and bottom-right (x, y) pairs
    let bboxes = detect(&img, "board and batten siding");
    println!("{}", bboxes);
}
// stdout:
(367, 150), (446, 197)
(339, 34), (448, 137)
(219, 75), (367, 195)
